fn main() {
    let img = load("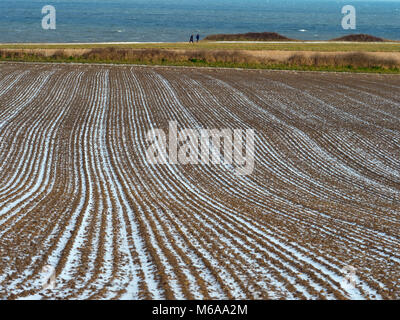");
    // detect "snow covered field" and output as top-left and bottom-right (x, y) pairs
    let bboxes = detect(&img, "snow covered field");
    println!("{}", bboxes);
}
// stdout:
(0, 63), (399, 299)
